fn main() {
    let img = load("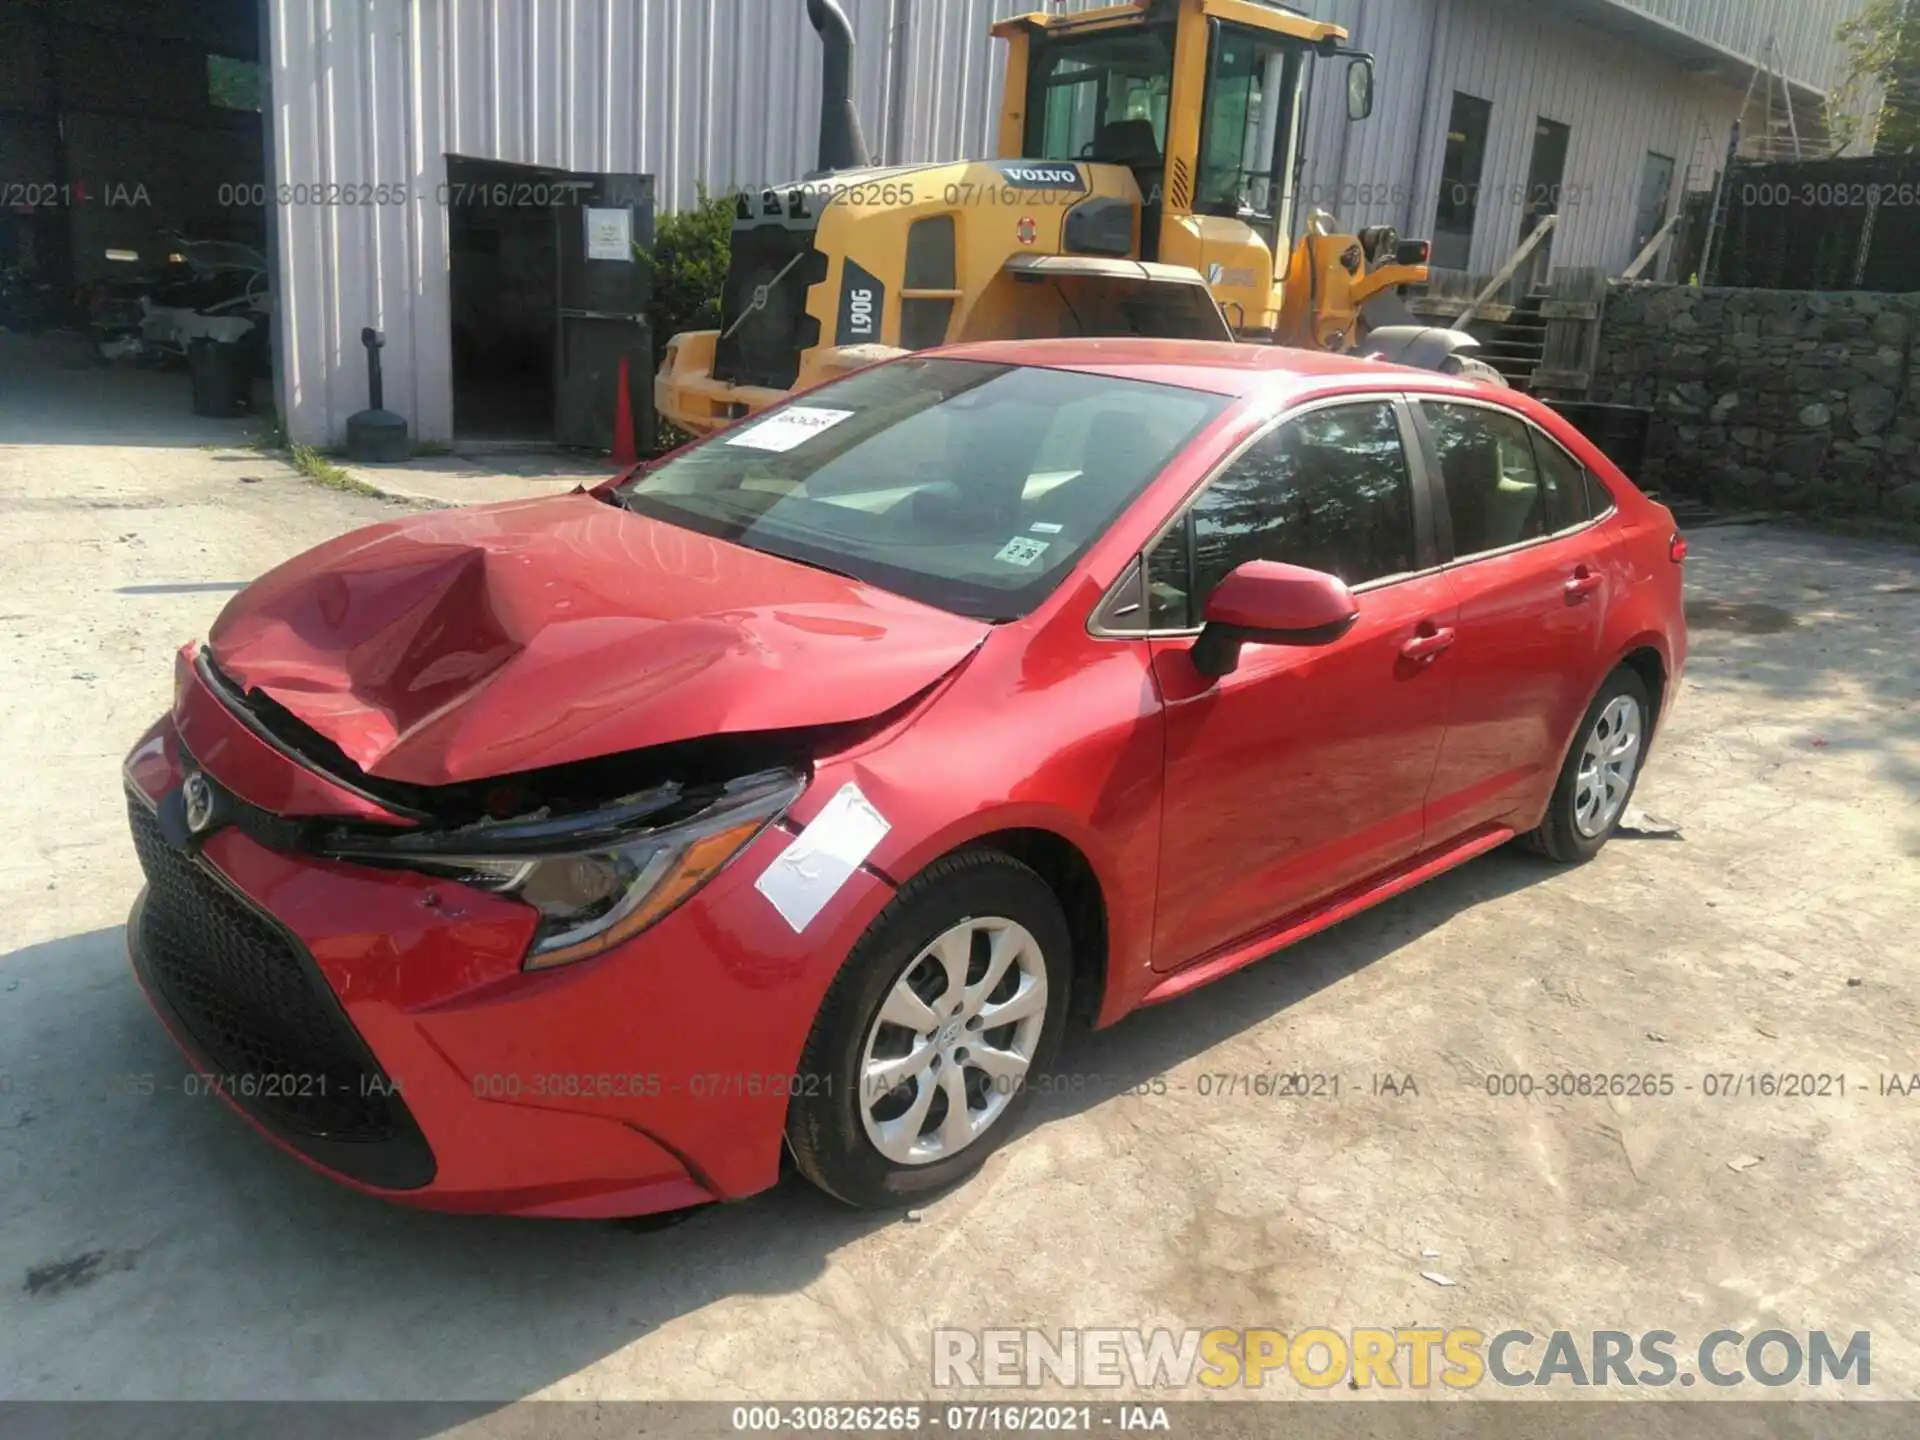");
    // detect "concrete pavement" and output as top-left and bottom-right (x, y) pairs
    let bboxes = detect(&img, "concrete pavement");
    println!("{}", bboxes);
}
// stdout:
(336, 445), (616, 509)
